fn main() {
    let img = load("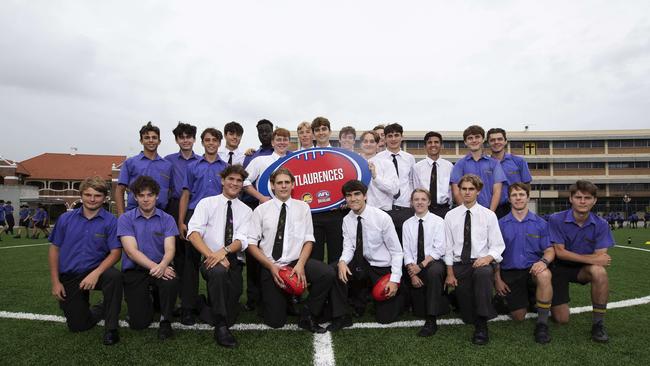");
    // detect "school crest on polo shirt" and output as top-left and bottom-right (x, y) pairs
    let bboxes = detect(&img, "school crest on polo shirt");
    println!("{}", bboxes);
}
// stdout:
(258, 148), (371, 213)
